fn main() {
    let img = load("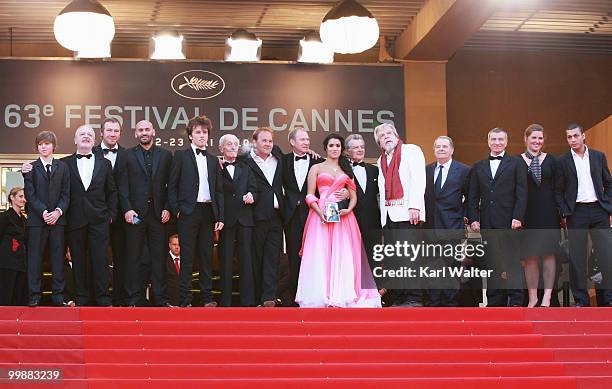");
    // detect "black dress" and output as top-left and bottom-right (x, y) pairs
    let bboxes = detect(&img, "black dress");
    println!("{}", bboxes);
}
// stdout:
(0, 208), (28, 305)
(520, 154), (561, 258)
